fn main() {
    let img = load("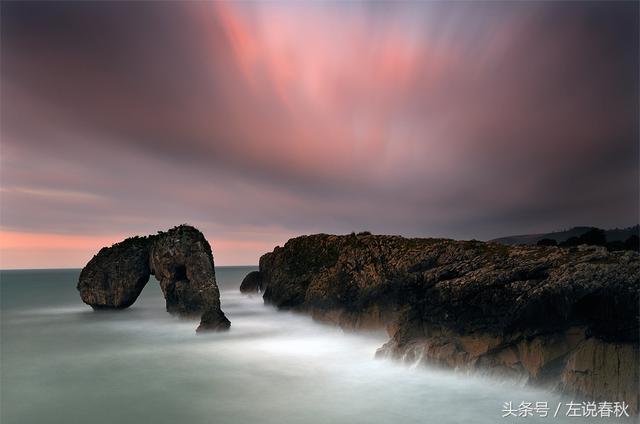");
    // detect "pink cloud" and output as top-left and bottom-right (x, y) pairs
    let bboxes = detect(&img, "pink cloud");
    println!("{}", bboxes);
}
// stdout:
(1, 1), (637, 268)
